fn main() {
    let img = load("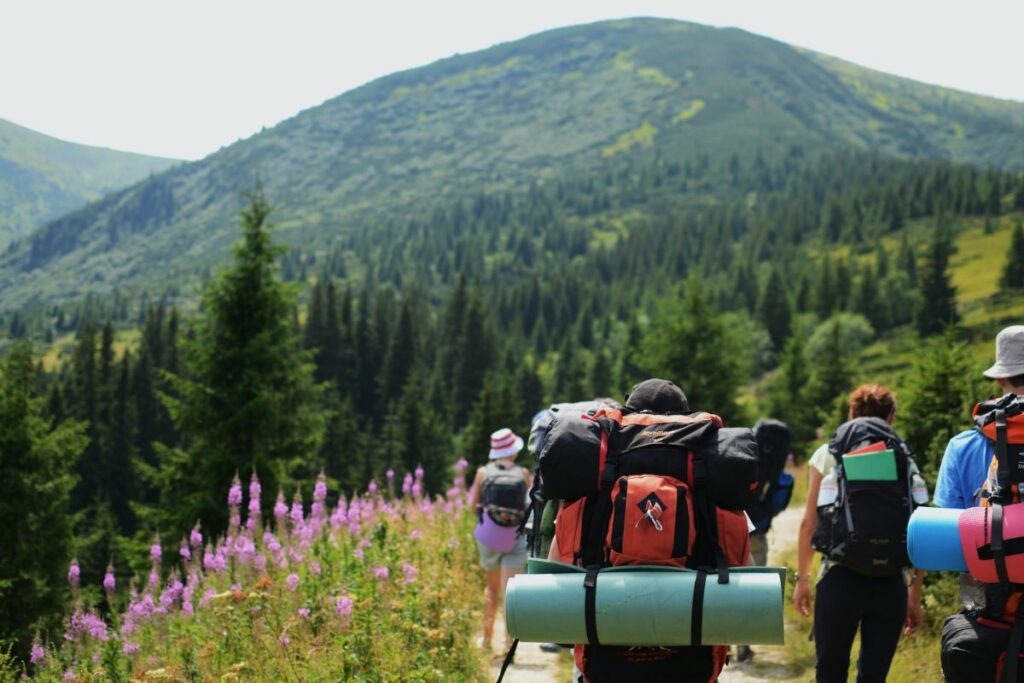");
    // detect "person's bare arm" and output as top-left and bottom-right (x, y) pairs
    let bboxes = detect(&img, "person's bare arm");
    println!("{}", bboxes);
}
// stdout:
(793, 467), (823, 618)
(905, 569), (925, 636)
(468, 467), (485, 510)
